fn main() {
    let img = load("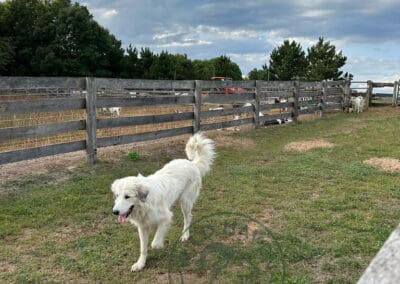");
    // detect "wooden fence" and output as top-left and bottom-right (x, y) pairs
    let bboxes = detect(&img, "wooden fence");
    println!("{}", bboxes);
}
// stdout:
(358, 223), (400, 283)
(350, 80), (400, 109)
(0, 77), (347, 165)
